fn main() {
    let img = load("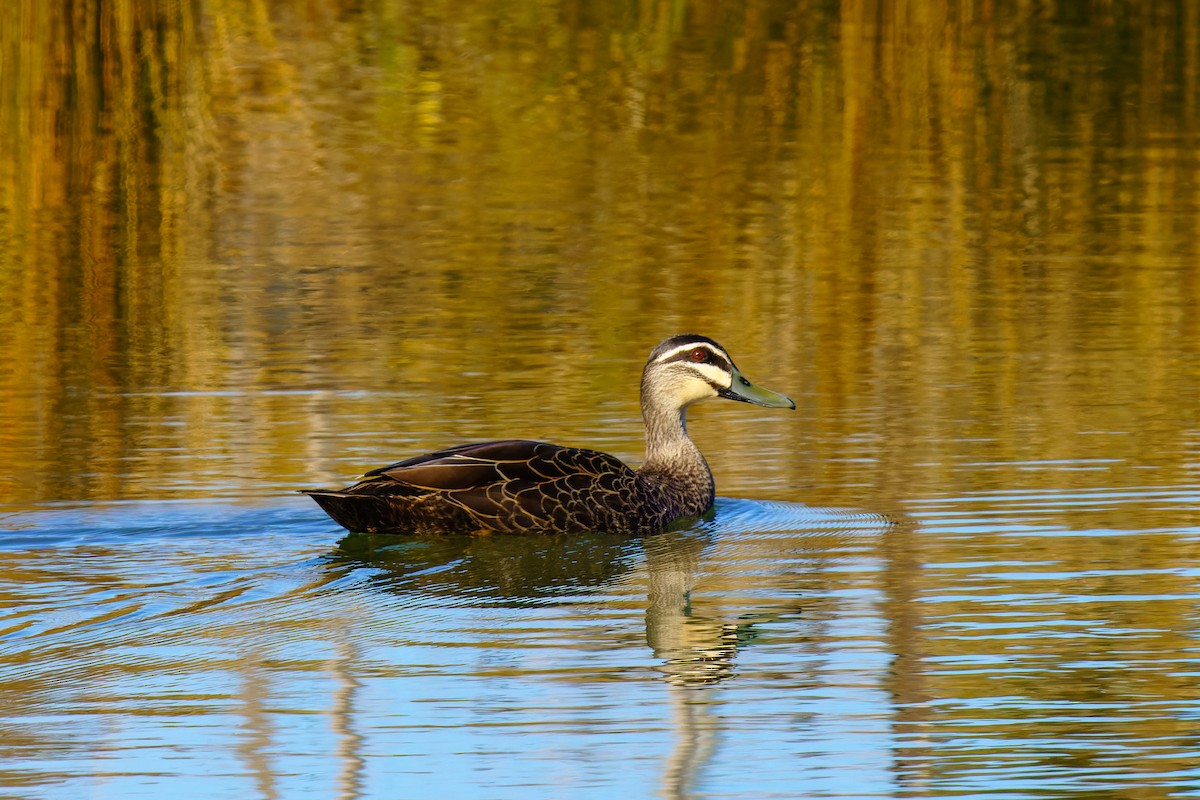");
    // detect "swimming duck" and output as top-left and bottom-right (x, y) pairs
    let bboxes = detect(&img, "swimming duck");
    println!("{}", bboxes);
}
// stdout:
(303, 334), (794, 534)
